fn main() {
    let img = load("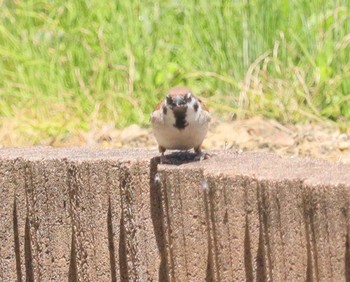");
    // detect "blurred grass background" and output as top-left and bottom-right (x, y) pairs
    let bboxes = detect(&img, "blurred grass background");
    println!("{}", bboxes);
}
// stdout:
(0, 0), (350, 145)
